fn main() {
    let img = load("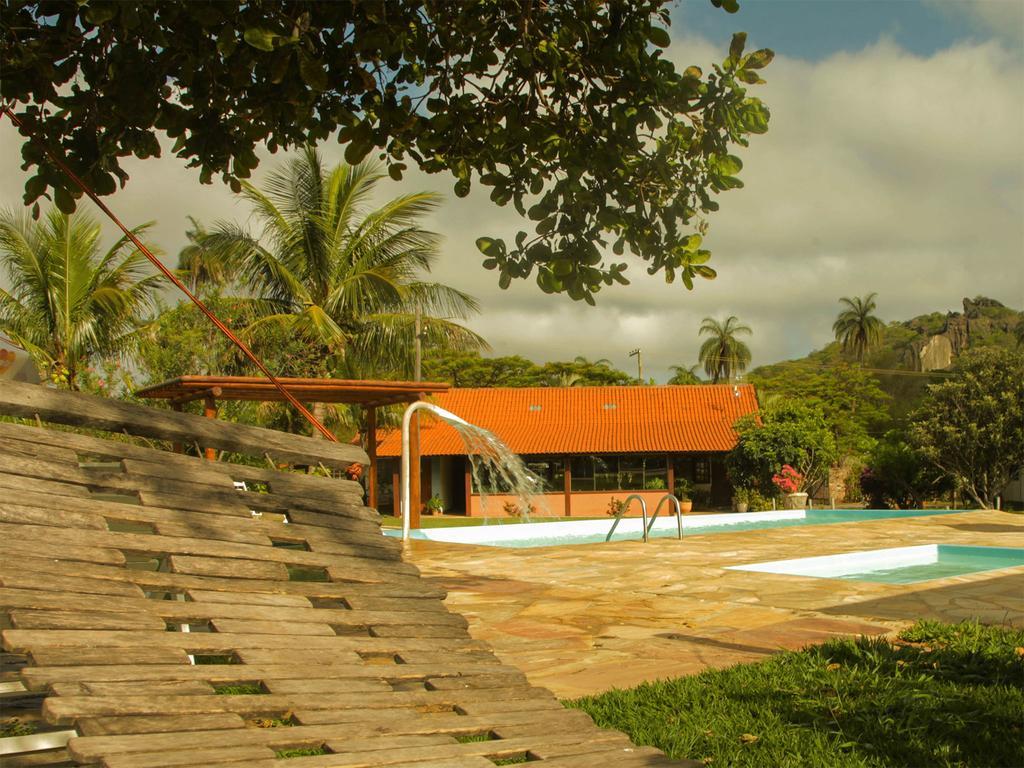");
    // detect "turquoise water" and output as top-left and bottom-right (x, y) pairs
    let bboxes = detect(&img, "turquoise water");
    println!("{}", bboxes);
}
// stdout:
(836, 545), (1024, 584)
